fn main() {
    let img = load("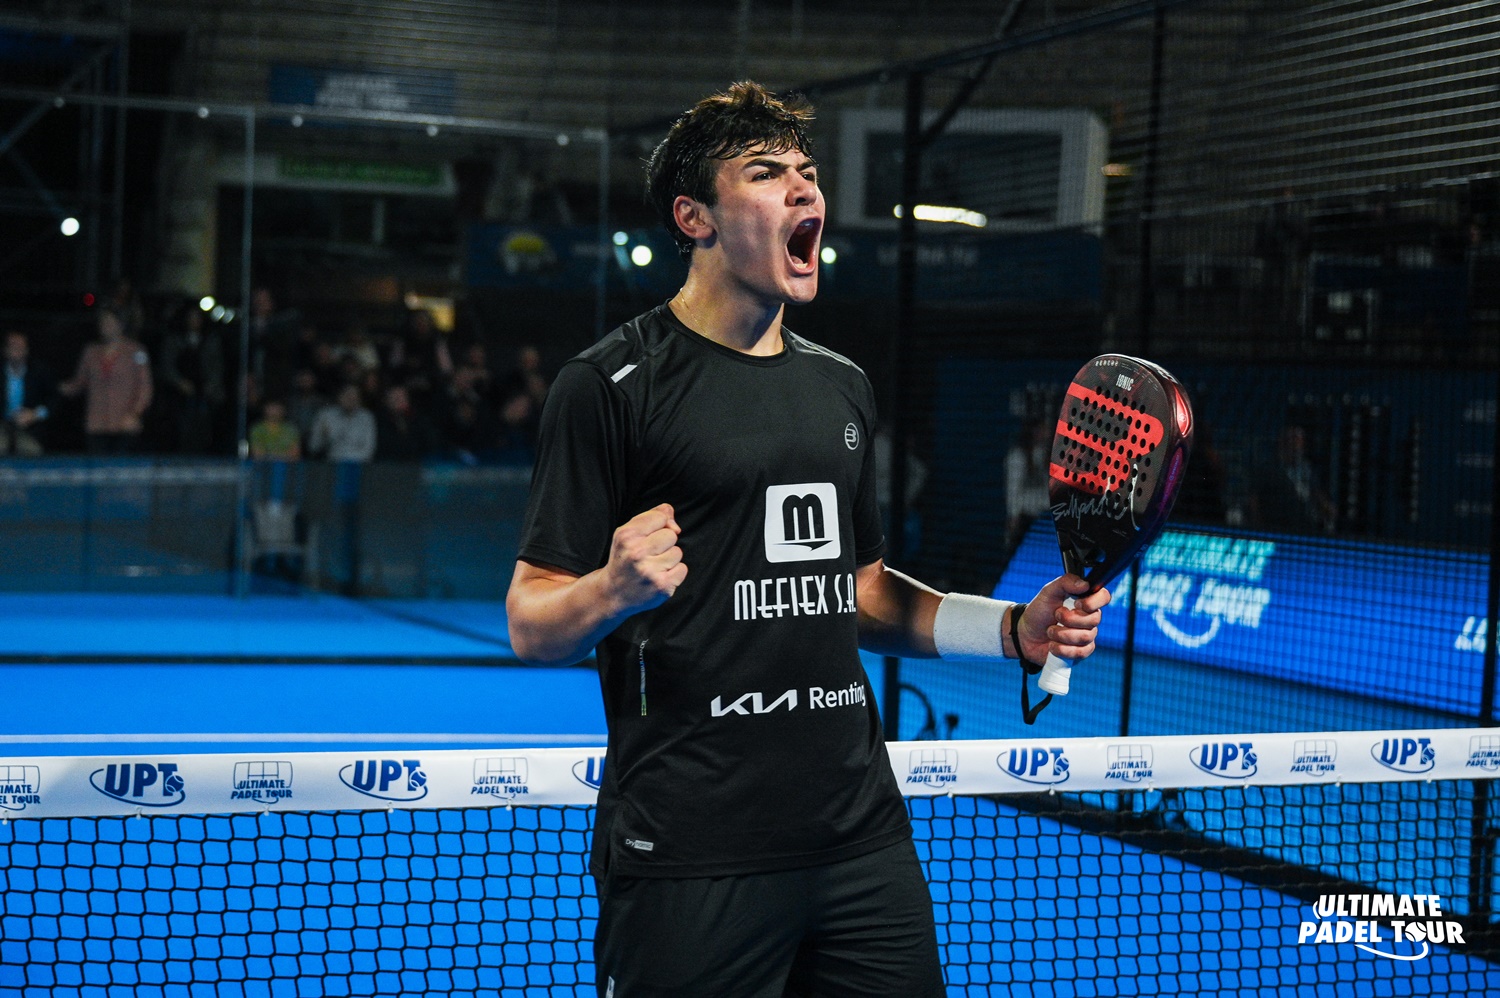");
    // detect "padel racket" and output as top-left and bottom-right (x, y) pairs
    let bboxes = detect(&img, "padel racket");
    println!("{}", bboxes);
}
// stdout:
(1036, 354), (1194, 698)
